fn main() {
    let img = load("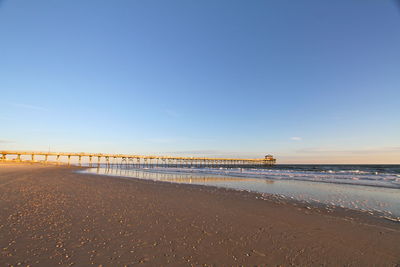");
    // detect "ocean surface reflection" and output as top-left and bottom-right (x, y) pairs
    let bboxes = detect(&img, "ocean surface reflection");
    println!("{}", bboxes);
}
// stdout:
(82, 166), (400, 222)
